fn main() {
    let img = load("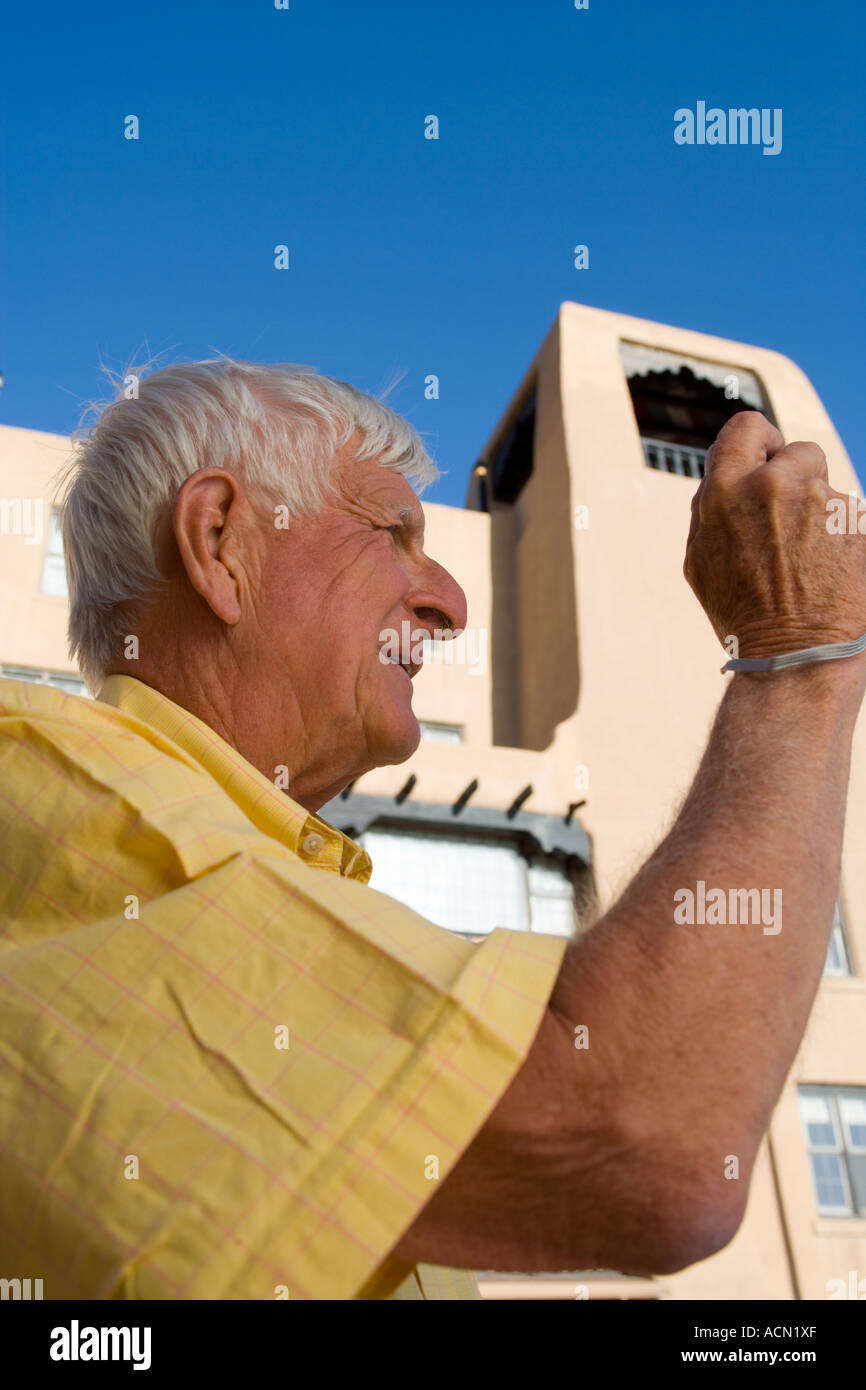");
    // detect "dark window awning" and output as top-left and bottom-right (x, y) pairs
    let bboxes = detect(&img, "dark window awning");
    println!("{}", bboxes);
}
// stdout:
(319, 791), (592, 865)
(619, 341), (766, 411)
